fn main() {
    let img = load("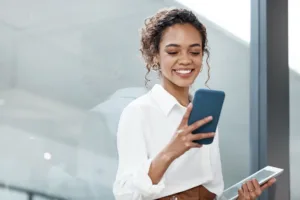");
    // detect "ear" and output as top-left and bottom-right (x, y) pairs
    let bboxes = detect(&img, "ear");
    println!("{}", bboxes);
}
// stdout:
(153, 55), (160, 64)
